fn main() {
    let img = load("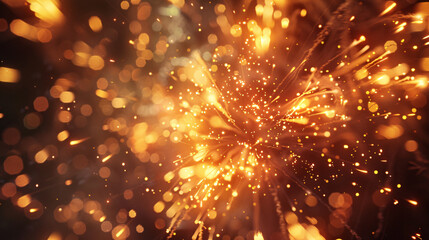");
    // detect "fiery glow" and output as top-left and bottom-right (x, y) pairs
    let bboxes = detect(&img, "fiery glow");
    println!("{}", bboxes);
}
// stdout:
(26, 0), (64, 25)
(1, 0), (428, 239)
(254, 232), (264, 240)
(152, 1), (429, 239)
